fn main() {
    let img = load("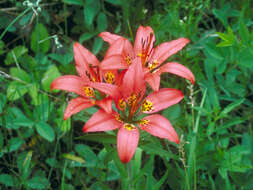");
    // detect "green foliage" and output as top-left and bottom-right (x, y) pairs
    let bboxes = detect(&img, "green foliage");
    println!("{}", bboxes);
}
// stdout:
(0, 0), (252, 189)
